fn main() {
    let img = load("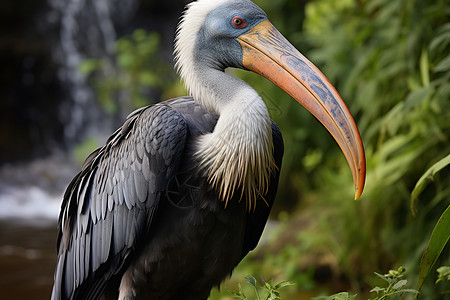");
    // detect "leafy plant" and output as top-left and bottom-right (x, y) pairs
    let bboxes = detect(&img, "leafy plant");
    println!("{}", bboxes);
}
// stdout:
(313, 292), (356, 300)
(228, 276), (294, 300)
(436, 266), (450, 284)
(272, 0), (450, 293)
(315, 267), (418, 300)
(411, 154), (450, 216)
(410, 154), (450, 293)
(416, 204), (450, 292)
(369, 267), (418, 299)
(227, 0), (450, 297)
